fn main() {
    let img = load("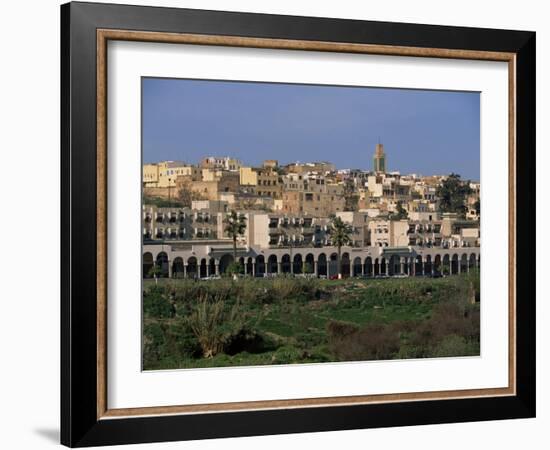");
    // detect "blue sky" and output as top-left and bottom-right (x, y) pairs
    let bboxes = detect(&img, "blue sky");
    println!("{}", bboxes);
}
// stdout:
(142, 78), (480, 181)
